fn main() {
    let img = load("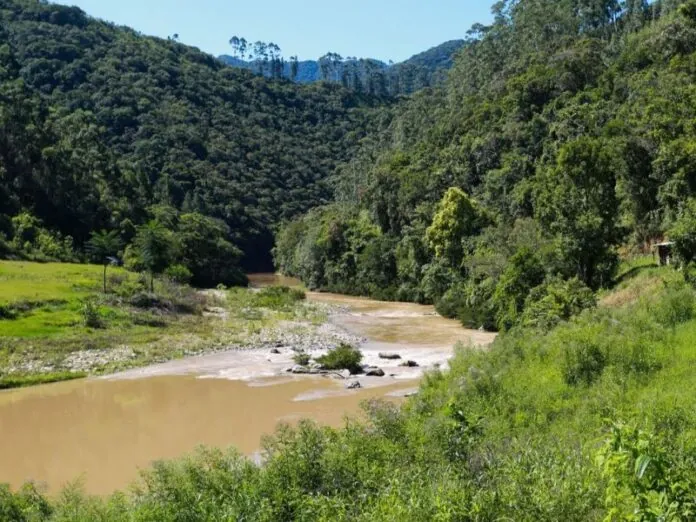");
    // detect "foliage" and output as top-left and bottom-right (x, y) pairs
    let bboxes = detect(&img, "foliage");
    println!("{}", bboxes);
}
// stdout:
(520, 277), (597, 332)
(0, 372), (86, 390)
(80, 299), (103, 329)
(293, 352), (311, 366)
(177, 213), (245, 287)
(426, 187), (483, 267)
(133, 221), (175, 292)
(315, 343), (363, 374)
(669, 197), (696, 265)
(0, 0), (383, 274)
(164, 264), (192, 285)
(8, 213), (77, 263)
(86, 229), (122, 292)
(276, 0), (696, 331)
(253, 286), (306, 310)
(4, 267), (696, 519)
